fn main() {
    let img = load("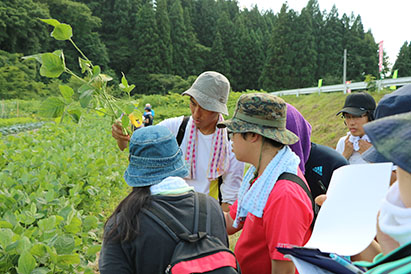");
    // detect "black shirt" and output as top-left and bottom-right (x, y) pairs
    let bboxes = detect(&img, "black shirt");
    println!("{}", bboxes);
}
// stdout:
(305, 142), (349, 198)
